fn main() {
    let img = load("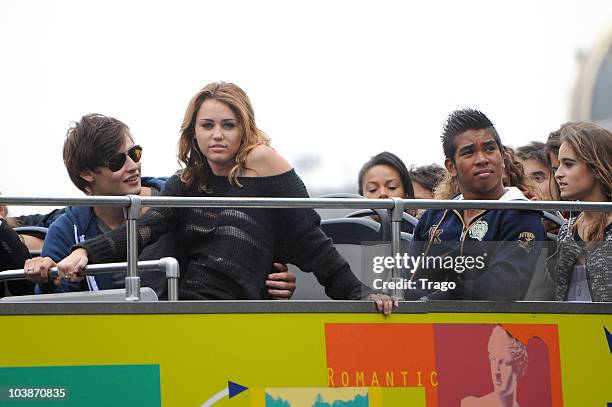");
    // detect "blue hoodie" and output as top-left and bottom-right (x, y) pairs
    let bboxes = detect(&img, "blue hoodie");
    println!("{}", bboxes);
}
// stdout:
(405, 187), (546, 301)
(37, 176), (168, 294)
